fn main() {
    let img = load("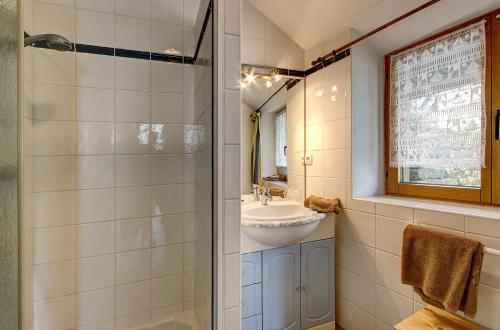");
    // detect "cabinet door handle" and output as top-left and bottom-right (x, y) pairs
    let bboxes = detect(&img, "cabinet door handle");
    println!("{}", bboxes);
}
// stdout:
(296, 287), (301, 292)
(302, 286), (307, 292)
